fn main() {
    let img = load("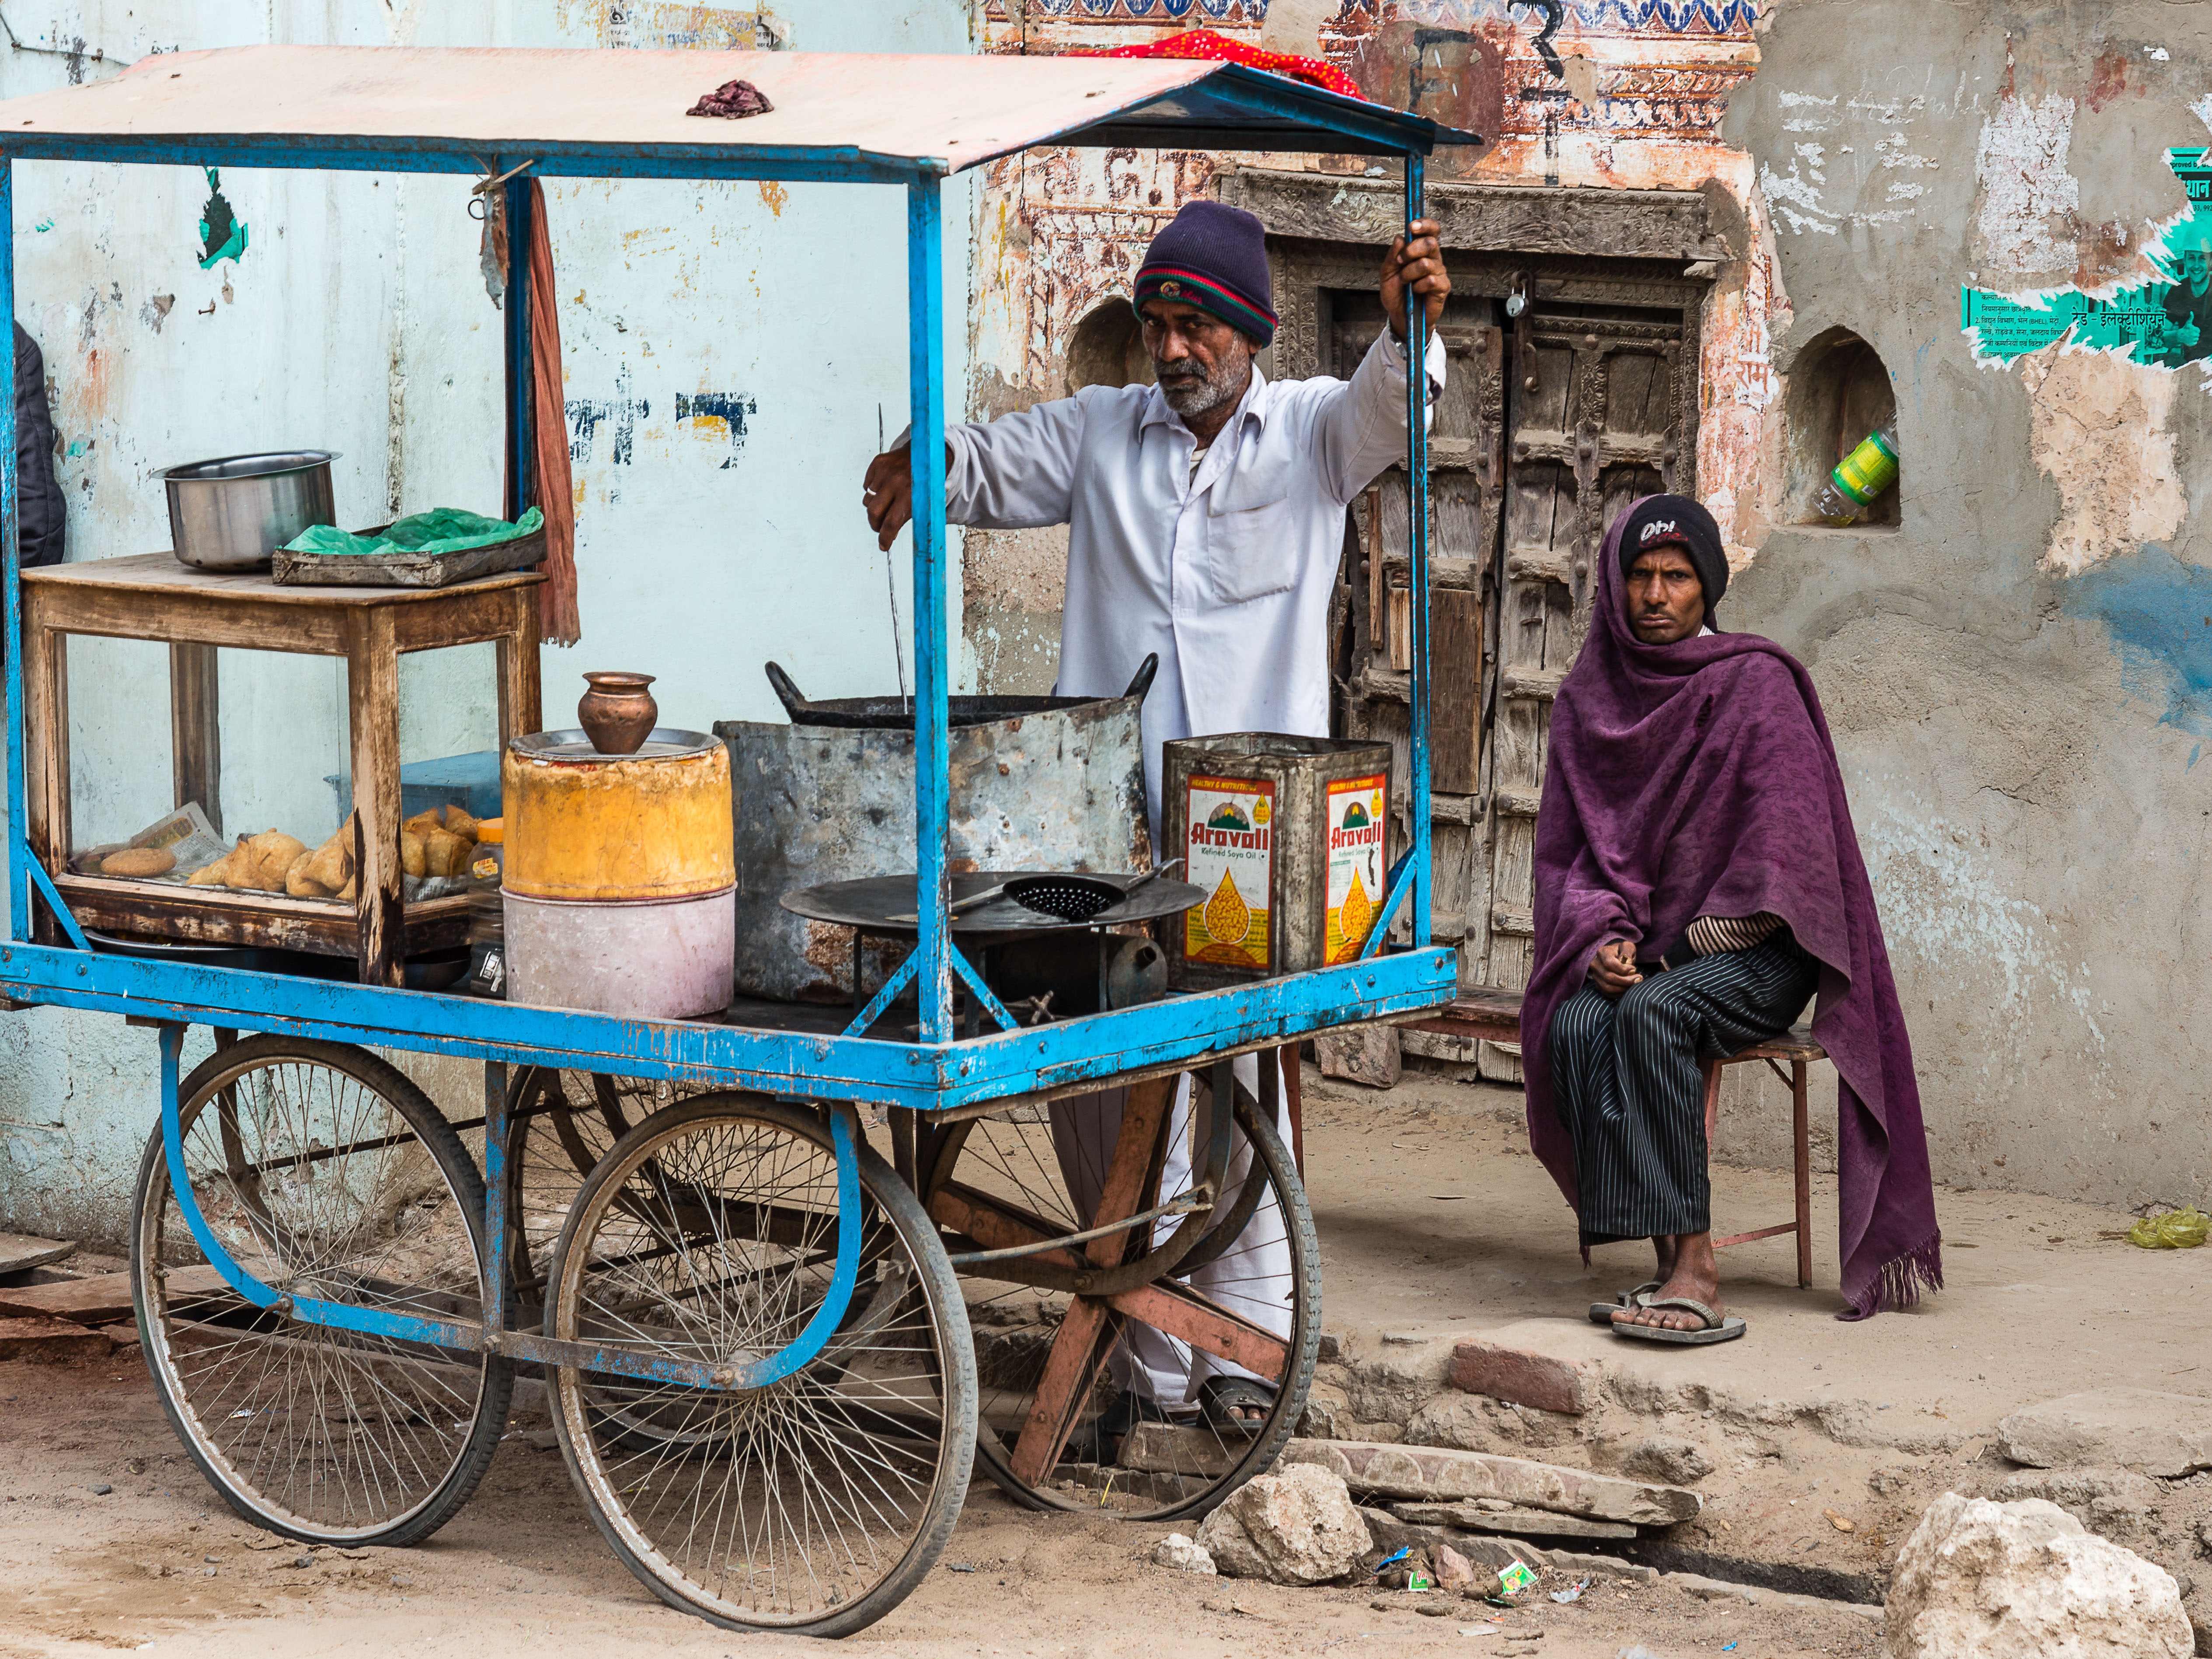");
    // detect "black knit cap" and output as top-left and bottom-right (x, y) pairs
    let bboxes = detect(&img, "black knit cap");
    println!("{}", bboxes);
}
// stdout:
(1616, 494), (1728, 623)
(1132, 200), (1278, 347)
